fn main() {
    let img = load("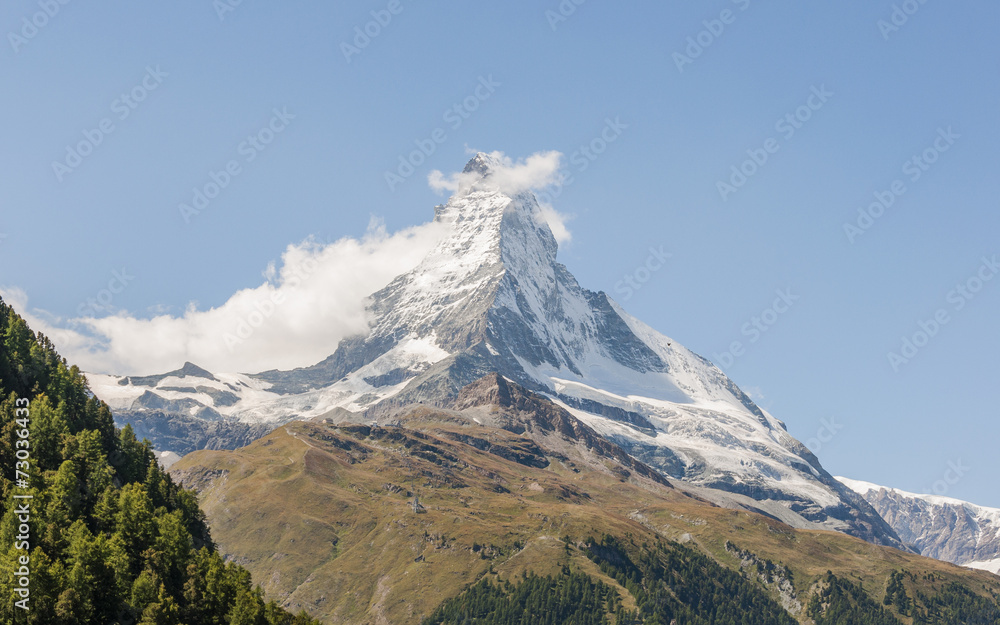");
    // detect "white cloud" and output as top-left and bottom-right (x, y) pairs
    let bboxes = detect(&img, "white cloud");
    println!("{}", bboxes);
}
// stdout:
(429, 150), (573, 243)
(1, 218), (447, 376)
(1, 150), (575, 377)
(426, 169), (467, 195)
(537, 204), (572, 245)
